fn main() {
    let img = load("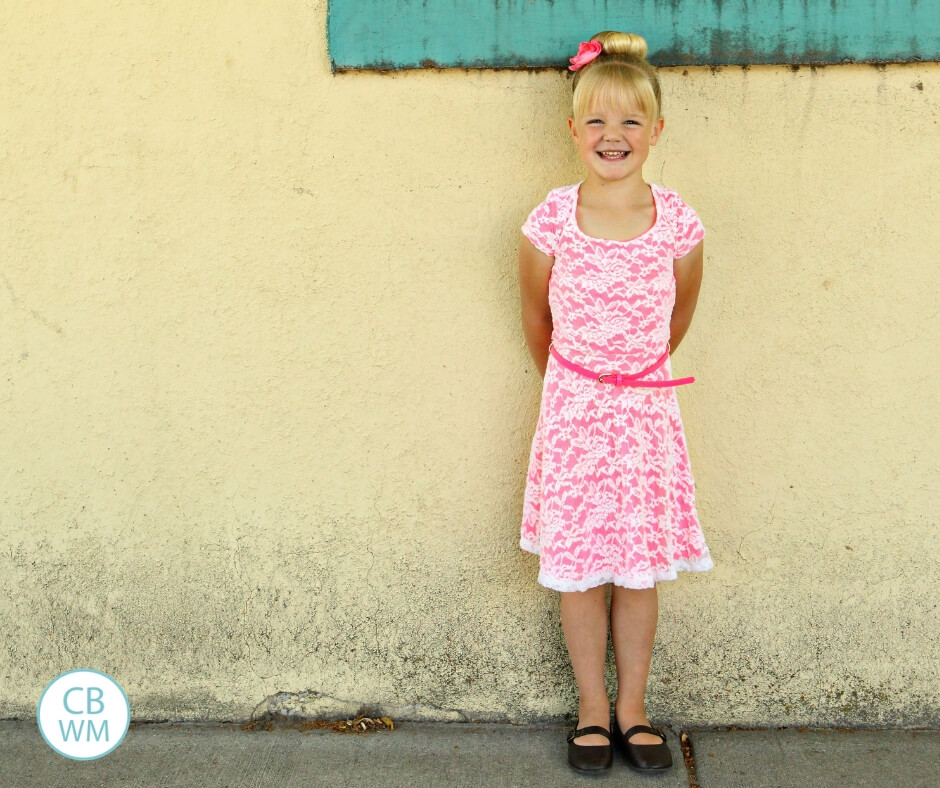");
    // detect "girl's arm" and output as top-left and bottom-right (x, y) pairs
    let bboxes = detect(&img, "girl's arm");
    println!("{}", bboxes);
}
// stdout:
(669, 240), (704, 354)
(519, 235), (554, 378)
